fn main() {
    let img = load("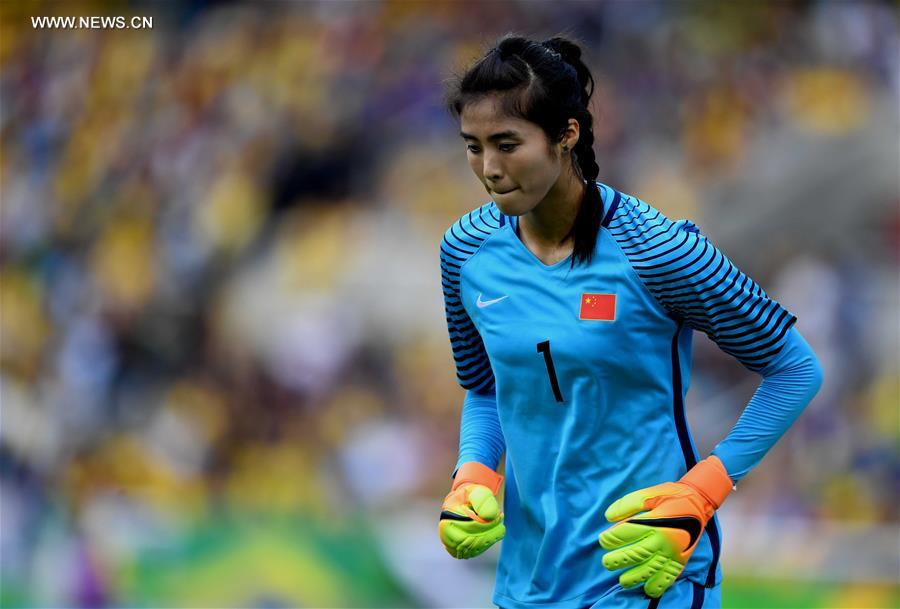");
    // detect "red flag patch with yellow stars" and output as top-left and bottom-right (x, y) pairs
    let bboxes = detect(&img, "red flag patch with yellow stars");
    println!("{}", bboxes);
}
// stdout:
(579, 293), (616, 321)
